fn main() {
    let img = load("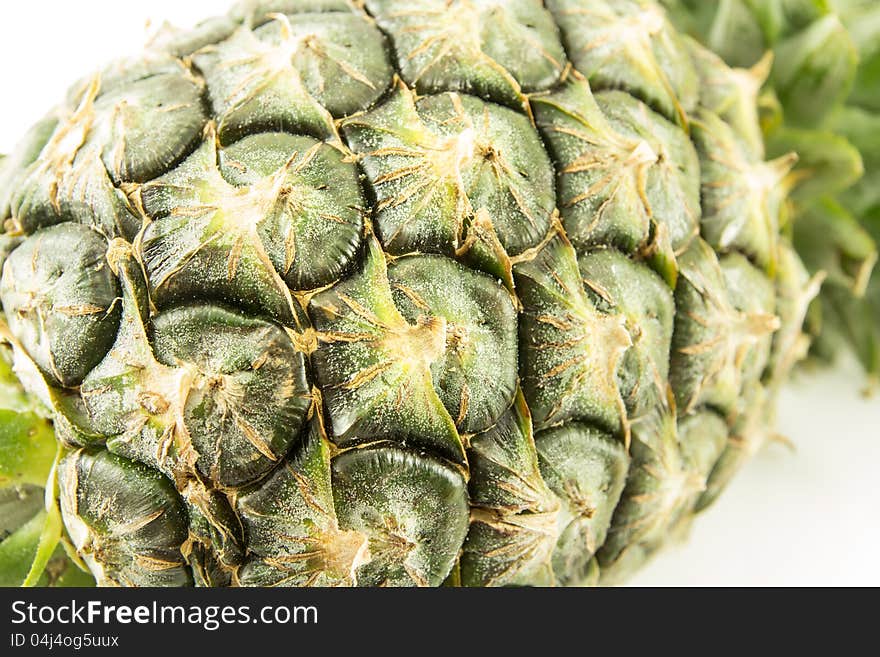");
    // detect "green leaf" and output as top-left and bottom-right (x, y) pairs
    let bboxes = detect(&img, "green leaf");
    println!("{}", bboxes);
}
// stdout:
(0, 506), (93, 587)
(793, 197), (878, 295)
(703, 0), (768, 68)
(0, 504), (62, 587)
(829, 107), (880, 217)
(21, 500), (62, 587)
(746, 0), (831, 43)
(664, 0), (832, 67)
(0, 327), (74, 586)
(0, 512), (47, 586)
(0, 342), (57, 489)
(0, 409), (57, 489)
(827, 106), (880, 171)
(772, 15), (858, 126)
(815, 283), (880, 378)
(832, 0), (880, 111)
(659, 0), (715, 38)
(841, 170), (880, 224)
(51, 558), (95, 587)
(0, 342), (46, 415)
(766, 127), (863, 202)
(851, 45), (880, 112)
